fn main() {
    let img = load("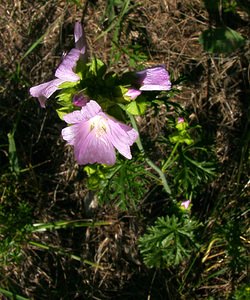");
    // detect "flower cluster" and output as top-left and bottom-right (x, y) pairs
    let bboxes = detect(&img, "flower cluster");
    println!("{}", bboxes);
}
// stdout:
(30, 22), (172, 165)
